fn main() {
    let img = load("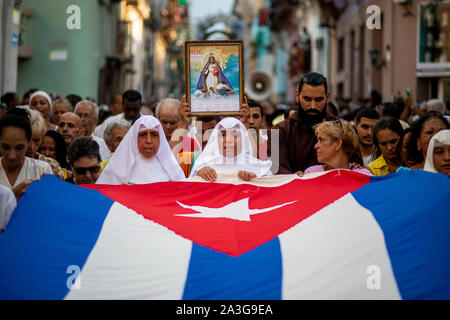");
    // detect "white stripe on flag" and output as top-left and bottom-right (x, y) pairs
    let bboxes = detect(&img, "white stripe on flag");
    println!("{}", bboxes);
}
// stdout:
(65, 202), (192, 299)
(279, 193), (401, 299)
